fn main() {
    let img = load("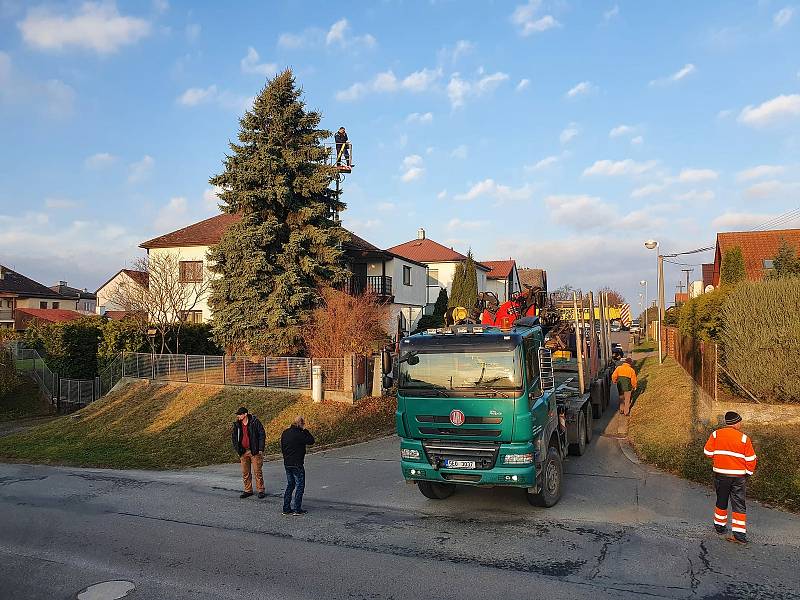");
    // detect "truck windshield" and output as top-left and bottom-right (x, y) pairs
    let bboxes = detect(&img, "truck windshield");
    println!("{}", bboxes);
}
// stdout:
(399, 349), (523, 390)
